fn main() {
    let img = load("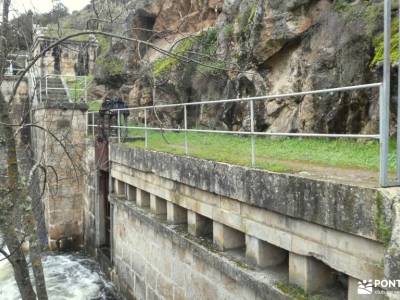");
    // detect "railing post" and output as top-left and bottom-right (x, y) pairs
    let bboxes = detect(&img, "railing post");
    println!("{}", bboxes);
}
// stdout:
(84, 76), (88, 103)
(85, 112), (89, 136)
(381, 0), (391, 187)
(144, 108), (148, 149)
(380, 83), (389, 187)
(250, 99), (256, 167)
(92, 113), (95, 137)
(184, 105), (188, 155)
(39, 78), (42, 103)
(45, 75), (48, 99)
(117, 110), (121, 143)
